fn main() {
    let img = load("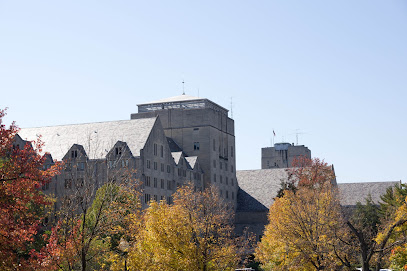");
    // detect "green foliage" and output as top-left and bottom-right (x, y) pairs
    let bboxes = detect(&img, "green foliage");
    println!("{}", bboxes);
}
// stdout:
(353, 194), (381, 236)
